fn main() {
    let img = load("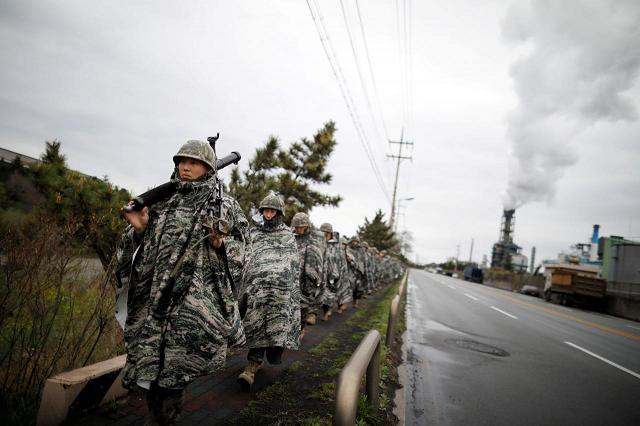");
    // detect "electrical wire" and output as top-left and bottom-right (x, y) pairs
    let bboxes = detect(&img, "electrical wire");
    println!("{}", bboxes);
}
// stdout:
(306, 0), (392, 204)
(338, 0), (387, 158)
